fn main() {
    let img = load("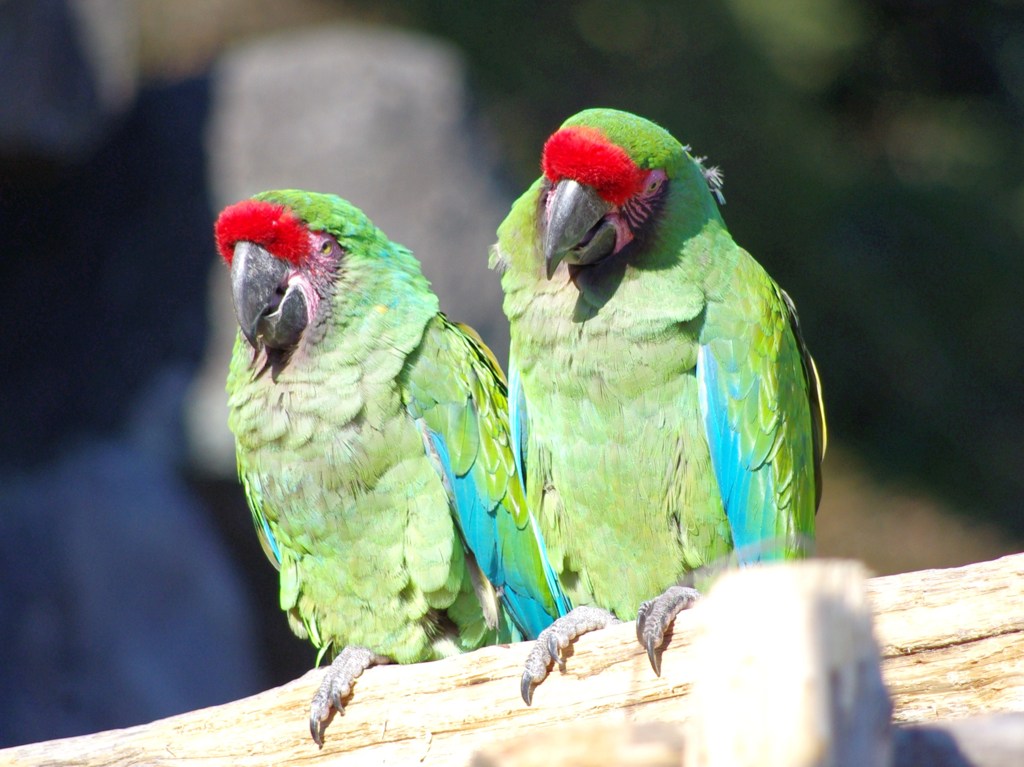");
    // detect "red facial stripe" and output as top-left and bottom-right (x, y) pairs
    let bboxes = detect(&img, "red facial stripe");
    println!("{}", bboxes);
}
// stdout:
(214, 199), (310, 265)
(541, 126), (645, 206)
